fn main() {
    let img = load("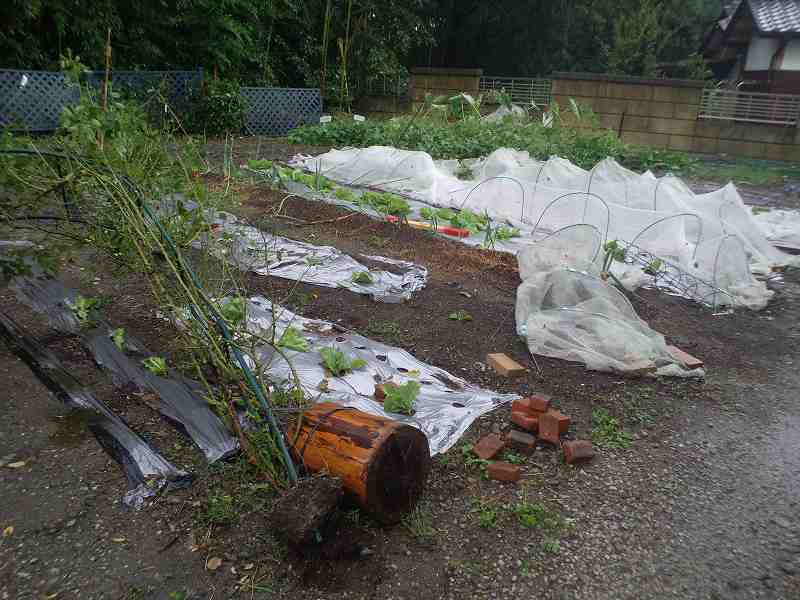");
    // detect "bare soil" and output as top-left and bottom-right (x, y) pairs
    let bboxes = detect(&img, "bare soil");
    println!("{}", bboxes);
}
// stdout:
(2, 148), (800, 600)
